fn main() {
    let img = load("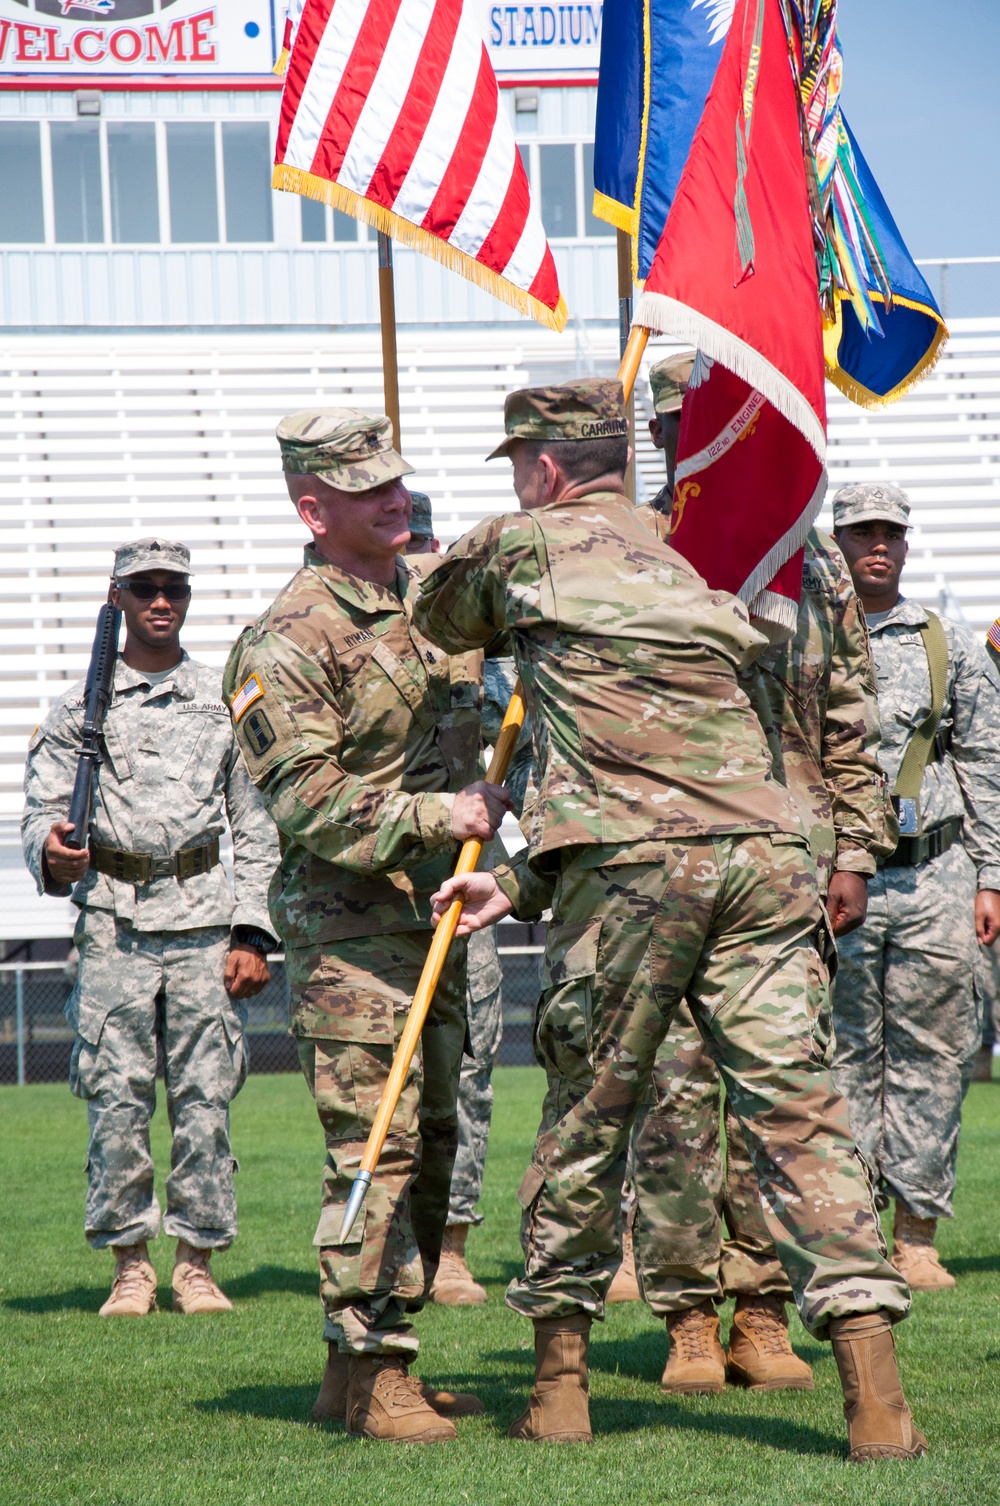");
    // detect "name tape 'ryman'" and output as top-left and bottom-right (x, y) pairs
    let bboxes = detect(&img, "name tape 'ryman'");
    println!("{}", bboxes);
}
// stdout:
(230, 673), (264, 723)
